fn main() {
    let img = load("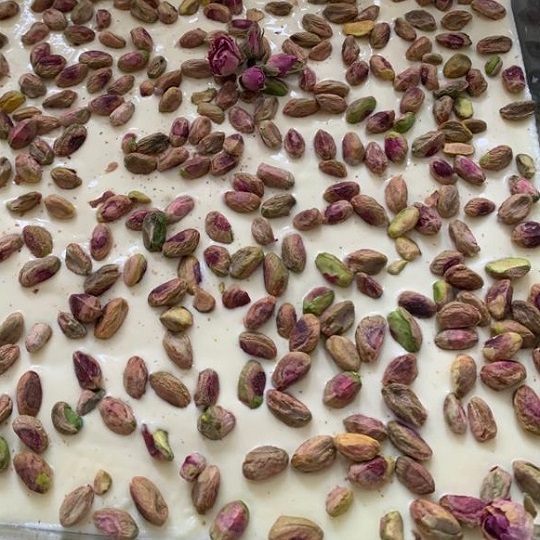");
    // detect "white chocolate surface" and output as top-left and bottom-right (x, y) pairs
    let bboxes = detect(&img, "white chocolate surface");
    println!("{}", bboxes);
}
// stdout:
(0, 0), (539, 538)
